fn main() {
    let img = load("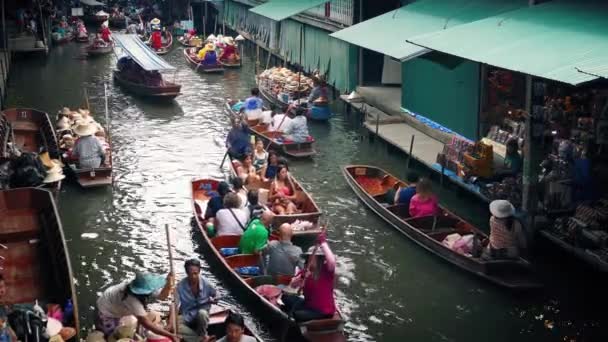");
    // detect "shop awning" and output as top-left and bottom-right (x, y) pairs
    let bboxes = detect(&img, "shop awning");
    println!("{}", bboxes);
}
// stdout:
(409, 0), (608, 85)
(250, 0), (327, 21)
(79, 0), (105, 7)
(113, 34), (176, 71)
(330, 0), (526, 61)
